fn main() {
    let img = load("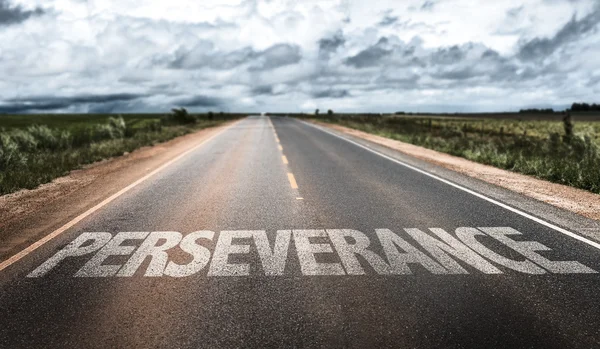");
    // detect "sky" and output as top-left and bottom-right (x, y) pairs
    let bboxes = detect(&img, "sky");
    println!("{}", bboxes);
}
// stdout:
(0, 0), (599, 114)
